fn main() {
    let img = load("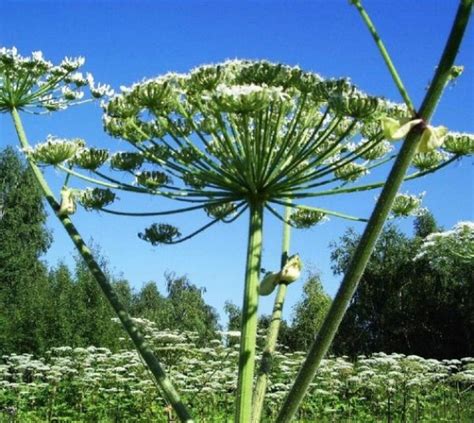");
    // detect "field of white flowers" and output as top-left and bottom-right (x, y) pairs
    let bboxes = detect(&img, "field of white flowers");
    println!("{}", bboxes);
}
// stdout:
(1, 319), (473, 422)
